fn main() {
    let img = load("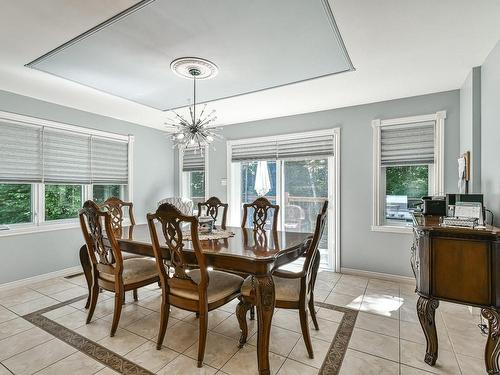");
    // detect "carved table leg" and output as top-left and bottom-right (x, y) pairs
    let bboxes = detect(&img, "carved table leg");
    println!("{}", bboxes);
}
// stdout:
(417, 296), (439, 366)
(482, 308), (500, 375)
(79, 245), (92, 309)
(255, 275), (275, 375)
